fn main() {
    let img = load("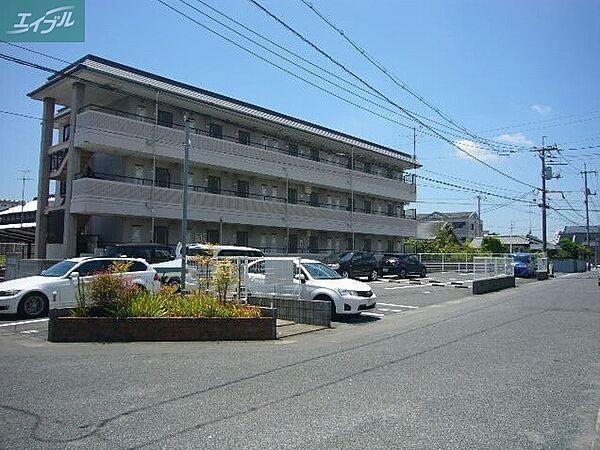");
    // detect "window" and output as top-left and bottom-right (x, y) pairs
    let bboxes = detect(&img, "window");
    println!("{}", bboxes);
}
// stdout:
(236, 231), (249, 247)
(363, 239), (372, 252)
(153, 249), (173, 263)
(288, 188), (298, 204)
(155, 167), (170, 188)
(209, 123), (223, 139)
(309, 192), (320, 207)
(154, 226), (169, 245)
(131, 261), (148, 272)
(386, 167), (395, 179)
(288, 143), (299, 157)
(363, 162), (372, 174)
(364, 200), (372, 214)
(207, 176), (221, 194)
(347, 157), (354, 170)
(346, 238), (353, 251)
(131, 225), (142, 243)
(134, 165), (144, 185)
(238, 130), (250, 145)
(288, 235), (298, 253)
(347, 197), (353, 212)
(310, 148), (320, 161)
(77, 260), (113, 277)
(62, 125), (70, 142)
(308, 236), (318, 253)
(157, 110), (173, 128)
(387, 240), (394, 252)
(207, 229), (220, 244)
(236, 180), (249, 198)
(387, 203), (395, 217)
(272, 186), (278, 200)
(471, 223), (475, 231)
